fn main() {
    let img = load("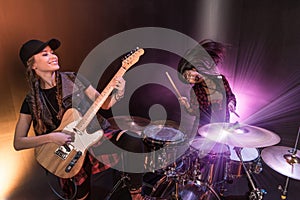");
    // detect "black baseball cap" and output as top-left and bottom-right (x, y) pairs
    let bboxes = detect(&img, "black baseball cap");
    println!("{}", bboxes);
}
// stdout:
(19, 38), (61, 67)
